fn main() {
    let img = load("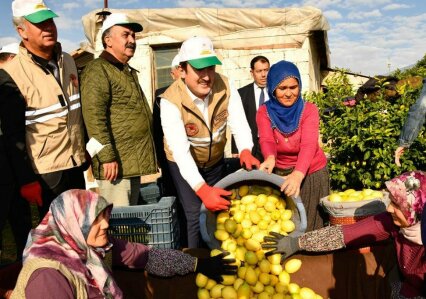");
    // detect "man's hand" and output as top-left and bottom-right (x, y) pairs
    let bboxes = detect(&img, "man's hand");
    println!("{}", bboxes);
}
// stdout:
(103, 161), (119, 182)
(20, 181), (43, 206)
(196, 183), (231, 211)
(262, 232), (300, 260)
(195, 251), (237, 282)
(239, 149), (260, 170)
(280, 170), (304, 197)
(394, 146), (406, 167)
(259, 155), (275, 174)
